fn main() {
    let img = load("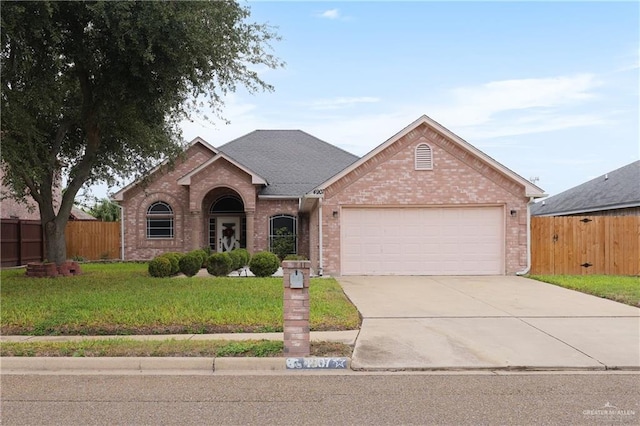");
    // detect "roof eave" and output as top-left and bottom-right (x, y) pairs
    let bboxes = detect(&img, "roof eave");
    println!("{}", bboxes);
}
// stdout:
(534, 201), (640, 216)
